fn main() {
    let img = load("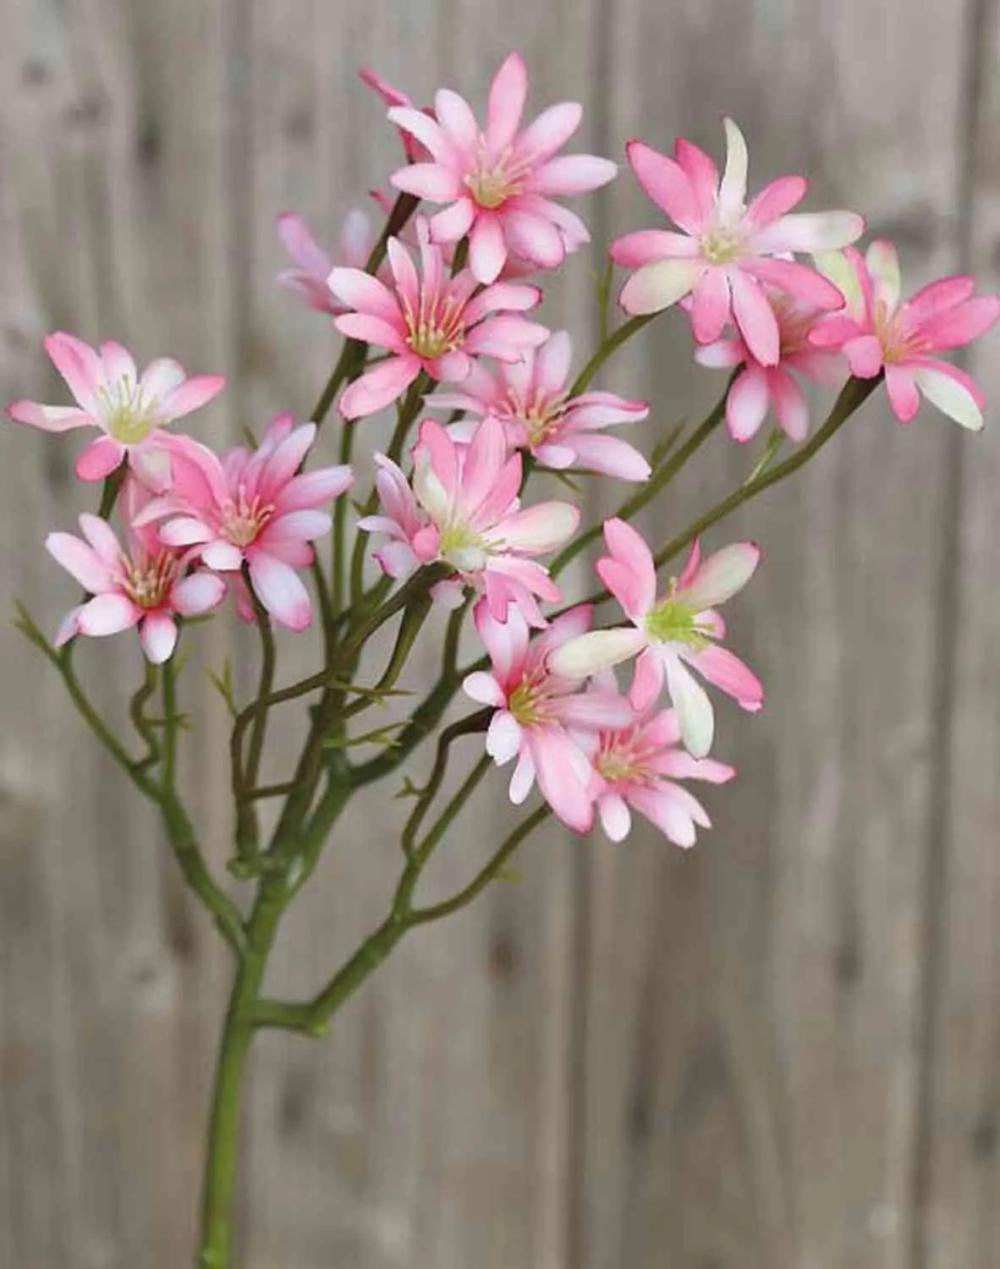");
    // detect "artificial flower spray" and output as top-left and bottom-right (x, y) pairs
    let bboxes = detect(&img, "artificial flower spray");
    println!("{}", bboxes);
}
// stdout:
(8, 53), (998, 1268)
